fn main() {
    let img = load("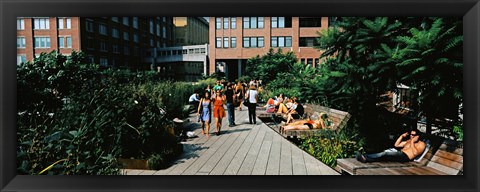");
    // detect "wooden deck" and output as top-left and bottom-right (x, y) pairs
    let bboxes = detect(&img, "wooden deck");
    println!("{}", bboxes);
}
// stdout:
(122, 106), (339, 175)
